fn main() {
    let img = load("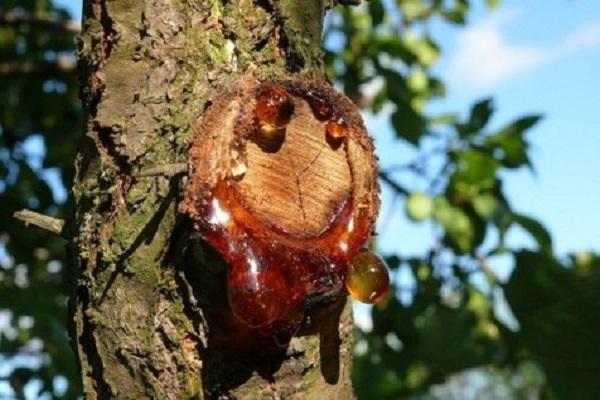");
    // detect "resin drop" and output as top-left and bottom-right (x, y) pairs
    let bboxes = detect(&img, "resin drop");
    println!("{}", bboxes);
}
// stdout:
(326, 113), (348, 140)
(228, 255), (290, 328)
(255, 85), (294, 139)
(304, 90), (333, 121)
(346, 249), (390, 304)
